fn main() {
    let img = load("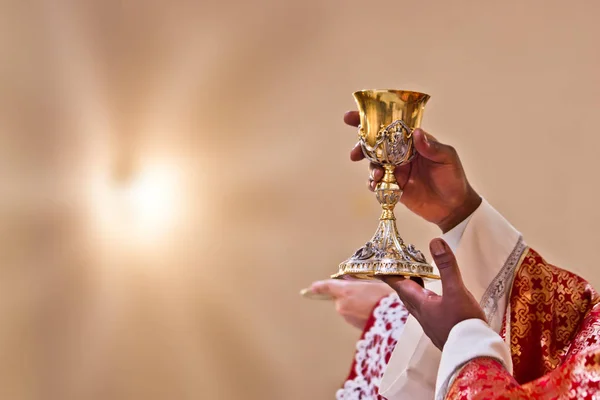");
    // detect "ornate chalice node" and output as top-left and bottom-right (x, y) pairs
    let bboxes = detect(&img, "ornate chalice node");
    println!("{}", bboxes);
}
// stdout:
(332, 90), (440, 281)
